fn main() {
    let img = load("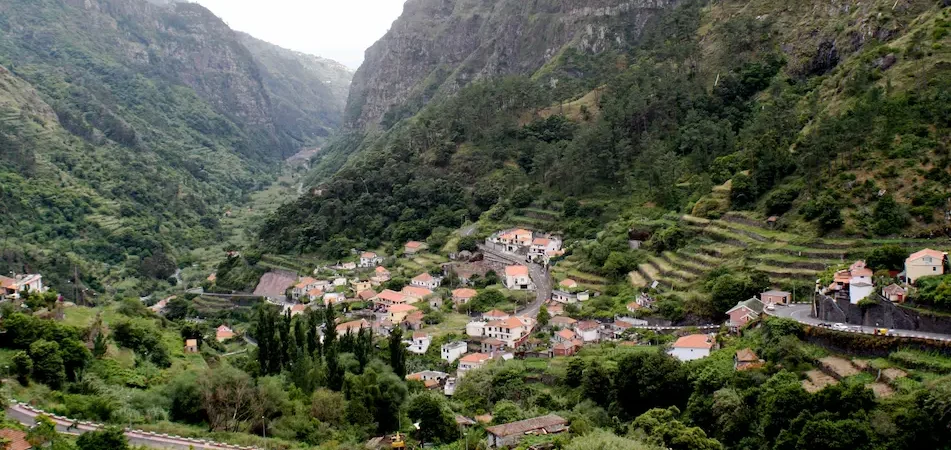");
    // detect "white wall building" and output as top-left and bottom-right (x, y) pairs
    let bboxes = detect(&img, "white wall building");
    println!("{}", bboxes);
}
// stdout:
(668, 334), (714, 362)
(441, 341), (468, 363)
(504, 265), (534, 290)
